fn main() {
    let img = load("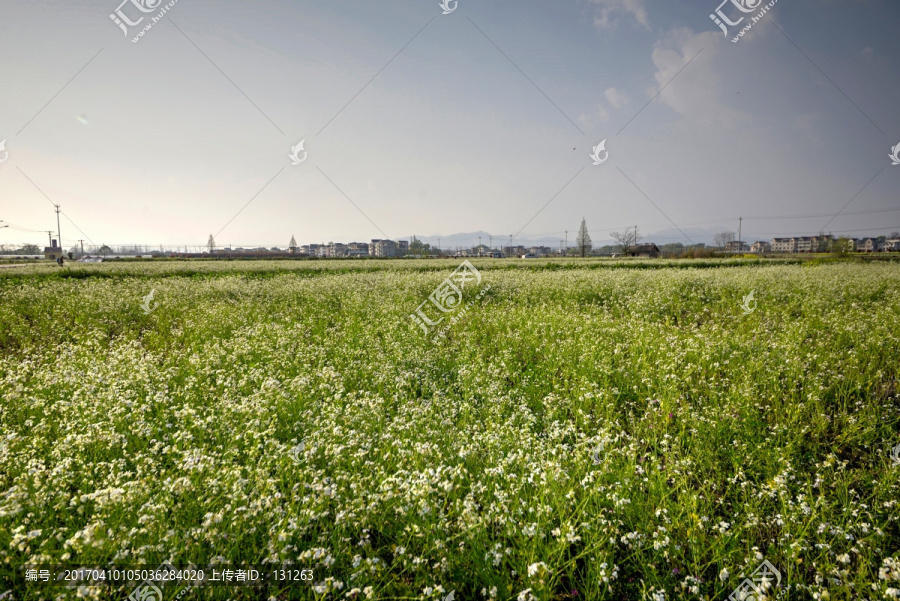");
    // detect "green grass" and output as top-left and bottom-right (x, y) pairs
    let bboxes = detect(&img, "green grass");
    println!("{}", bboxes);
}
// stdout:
(0, 259), (898, 600)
